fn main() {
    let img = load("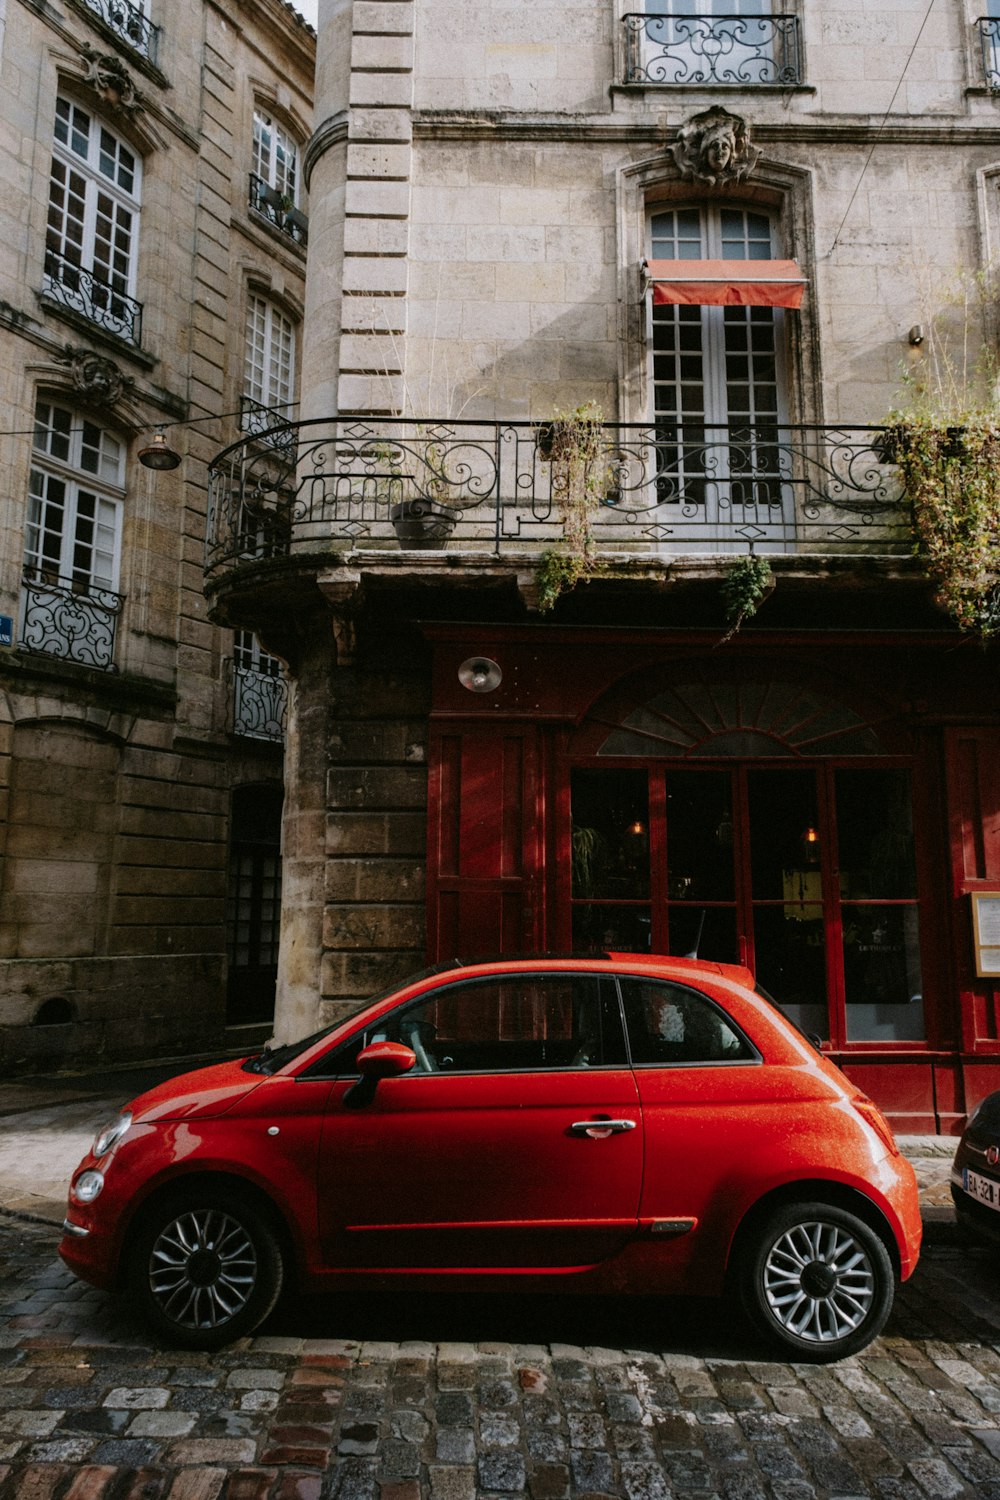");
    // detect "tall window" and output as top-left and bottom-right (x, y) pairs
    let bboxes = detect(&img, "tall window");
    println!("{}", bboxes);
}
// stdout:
(233, 630), (287, 742)
(21, 400), (126, 669)
(241, 294), (296, 448)
(80, 0), (158, 61)
(249, 110), (307, 245)
(981, 0), (1000, 88)
(649, 205), (790, 545)
(252, 110), (299, 205)
(45, 97), (142, 343)
(627, 0), (799, 85)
